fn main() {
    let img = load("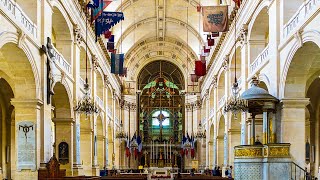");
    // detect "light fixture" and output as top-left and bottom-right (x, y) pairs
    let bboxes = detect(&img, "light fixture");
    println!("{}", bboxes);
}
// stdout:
(196, 122), (206, 139)
(223, 10), (248, 115)
(115, 121), (127, 141)
(75, 9), (99, 115)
